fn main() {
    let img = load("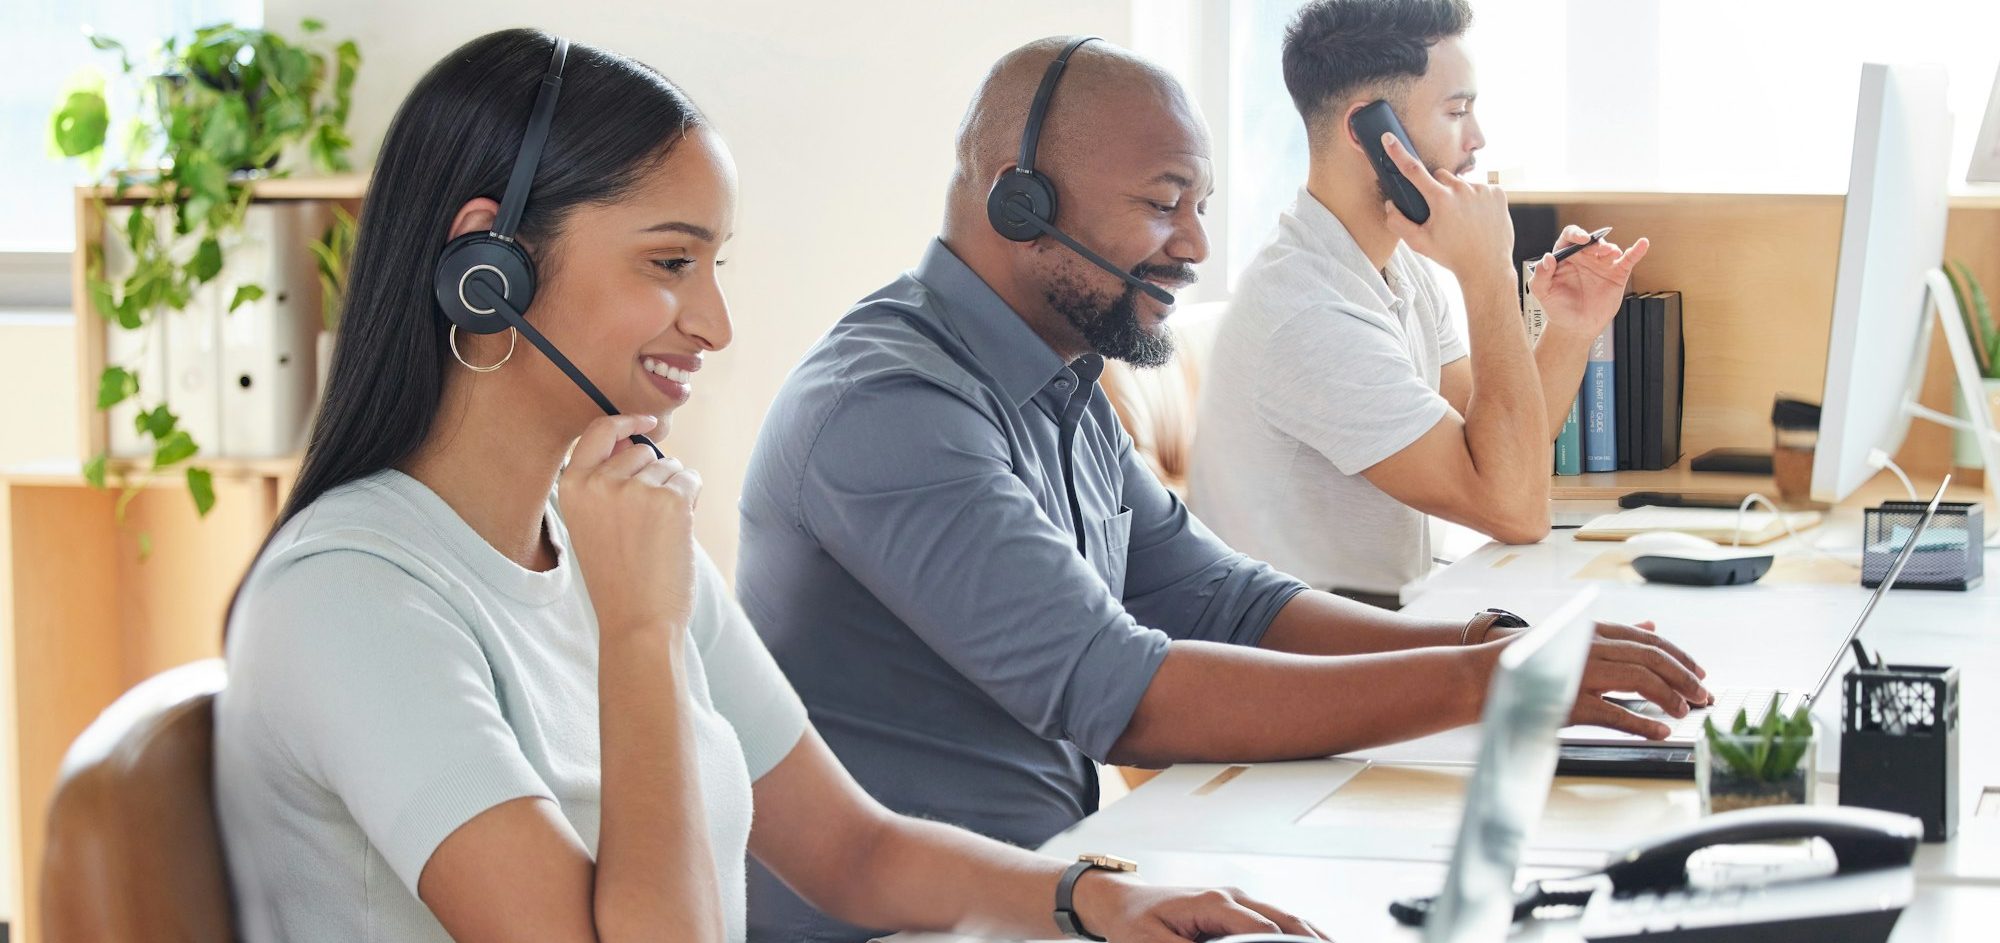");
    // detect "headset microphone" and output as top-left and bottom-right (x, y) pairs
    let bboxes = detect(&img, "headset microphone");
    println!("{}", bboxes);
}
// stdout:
(986, 36), (1177, 308)
(1002, 205), (1174, 305)
(462, 279), (663, 458)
